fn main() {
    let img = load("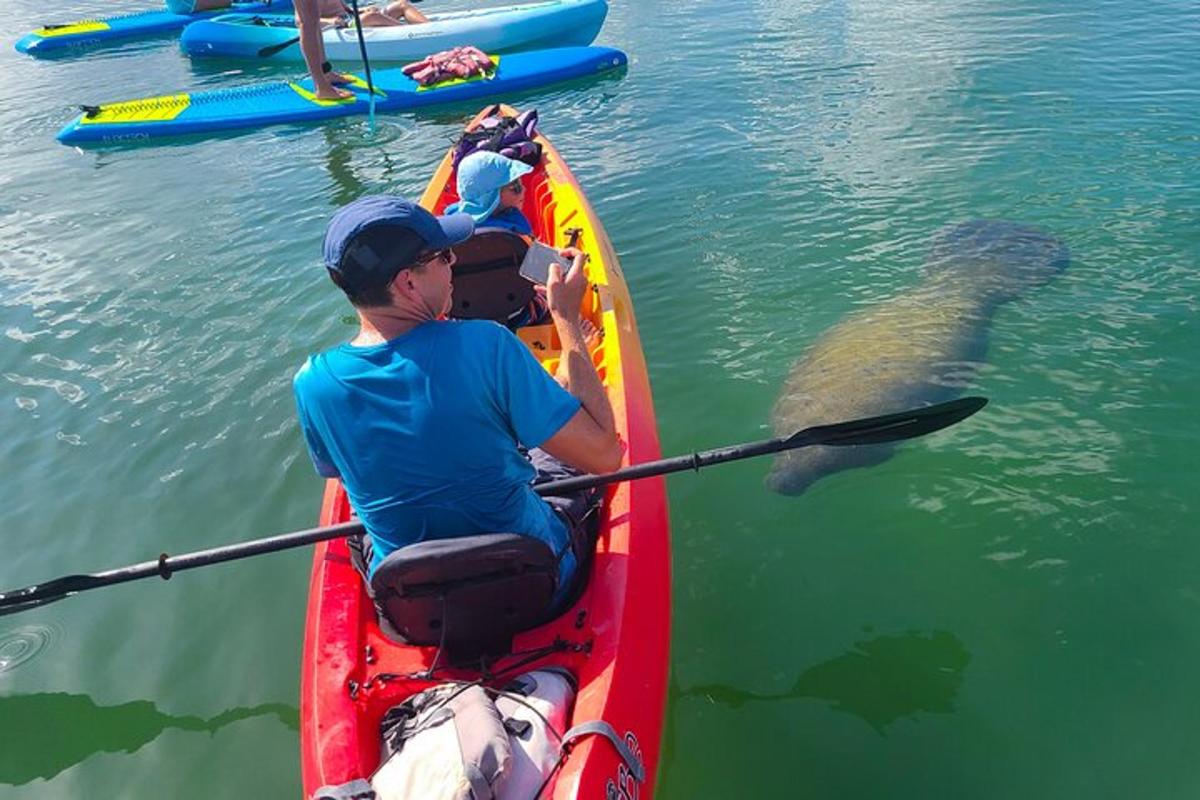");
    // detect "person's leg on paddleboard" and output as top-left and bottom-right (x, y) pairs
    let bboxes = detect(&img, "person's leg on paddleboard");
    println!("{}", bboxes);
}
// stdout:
(356, 6), (397, 26)
(353, 1), (428, 26)
(295, 0), (354, 100)
(379, 0), (429, 24)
